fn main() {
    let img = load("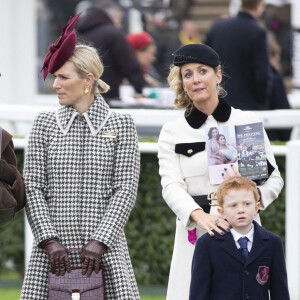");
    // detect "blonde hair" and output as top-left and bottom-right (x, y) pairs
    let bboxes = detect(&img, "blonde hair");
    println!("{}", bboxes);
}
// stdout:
(167, 64), (226, 115)
(68, 44), (110, 94)
(217, 177), (260, 208)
